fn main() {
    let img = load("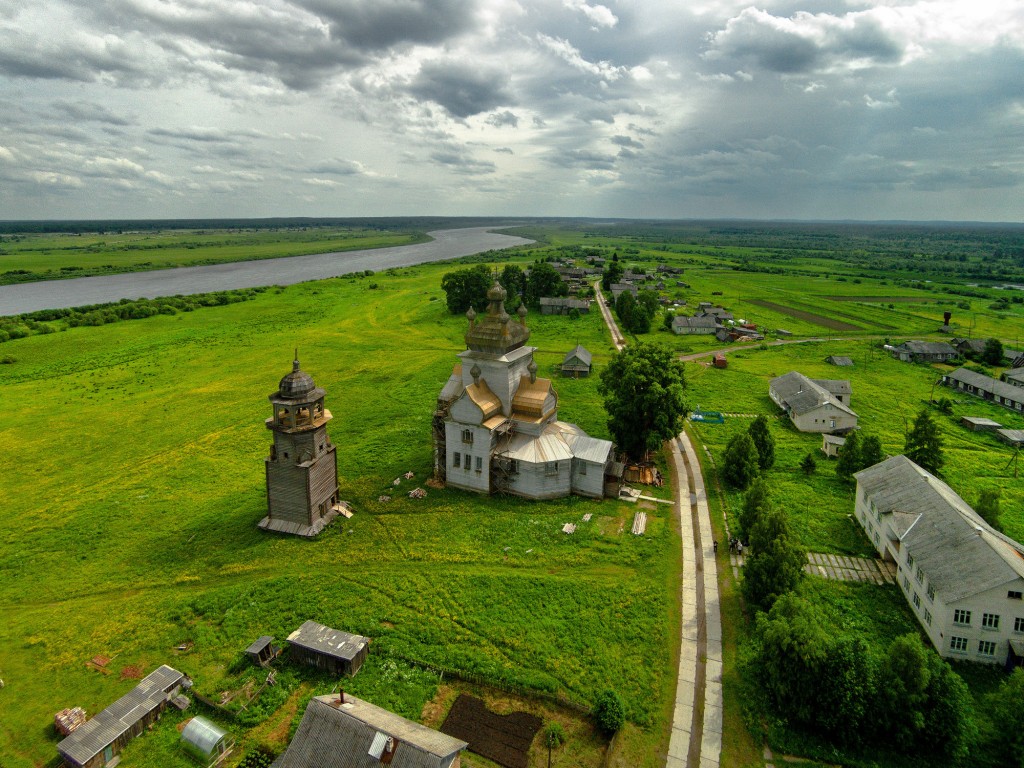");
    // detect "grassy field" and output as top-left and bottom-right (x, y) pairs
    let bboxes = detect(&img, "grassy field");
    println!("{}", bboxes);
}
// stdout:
(0, 258), (680, 767)
(0, 227), (427, 284)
